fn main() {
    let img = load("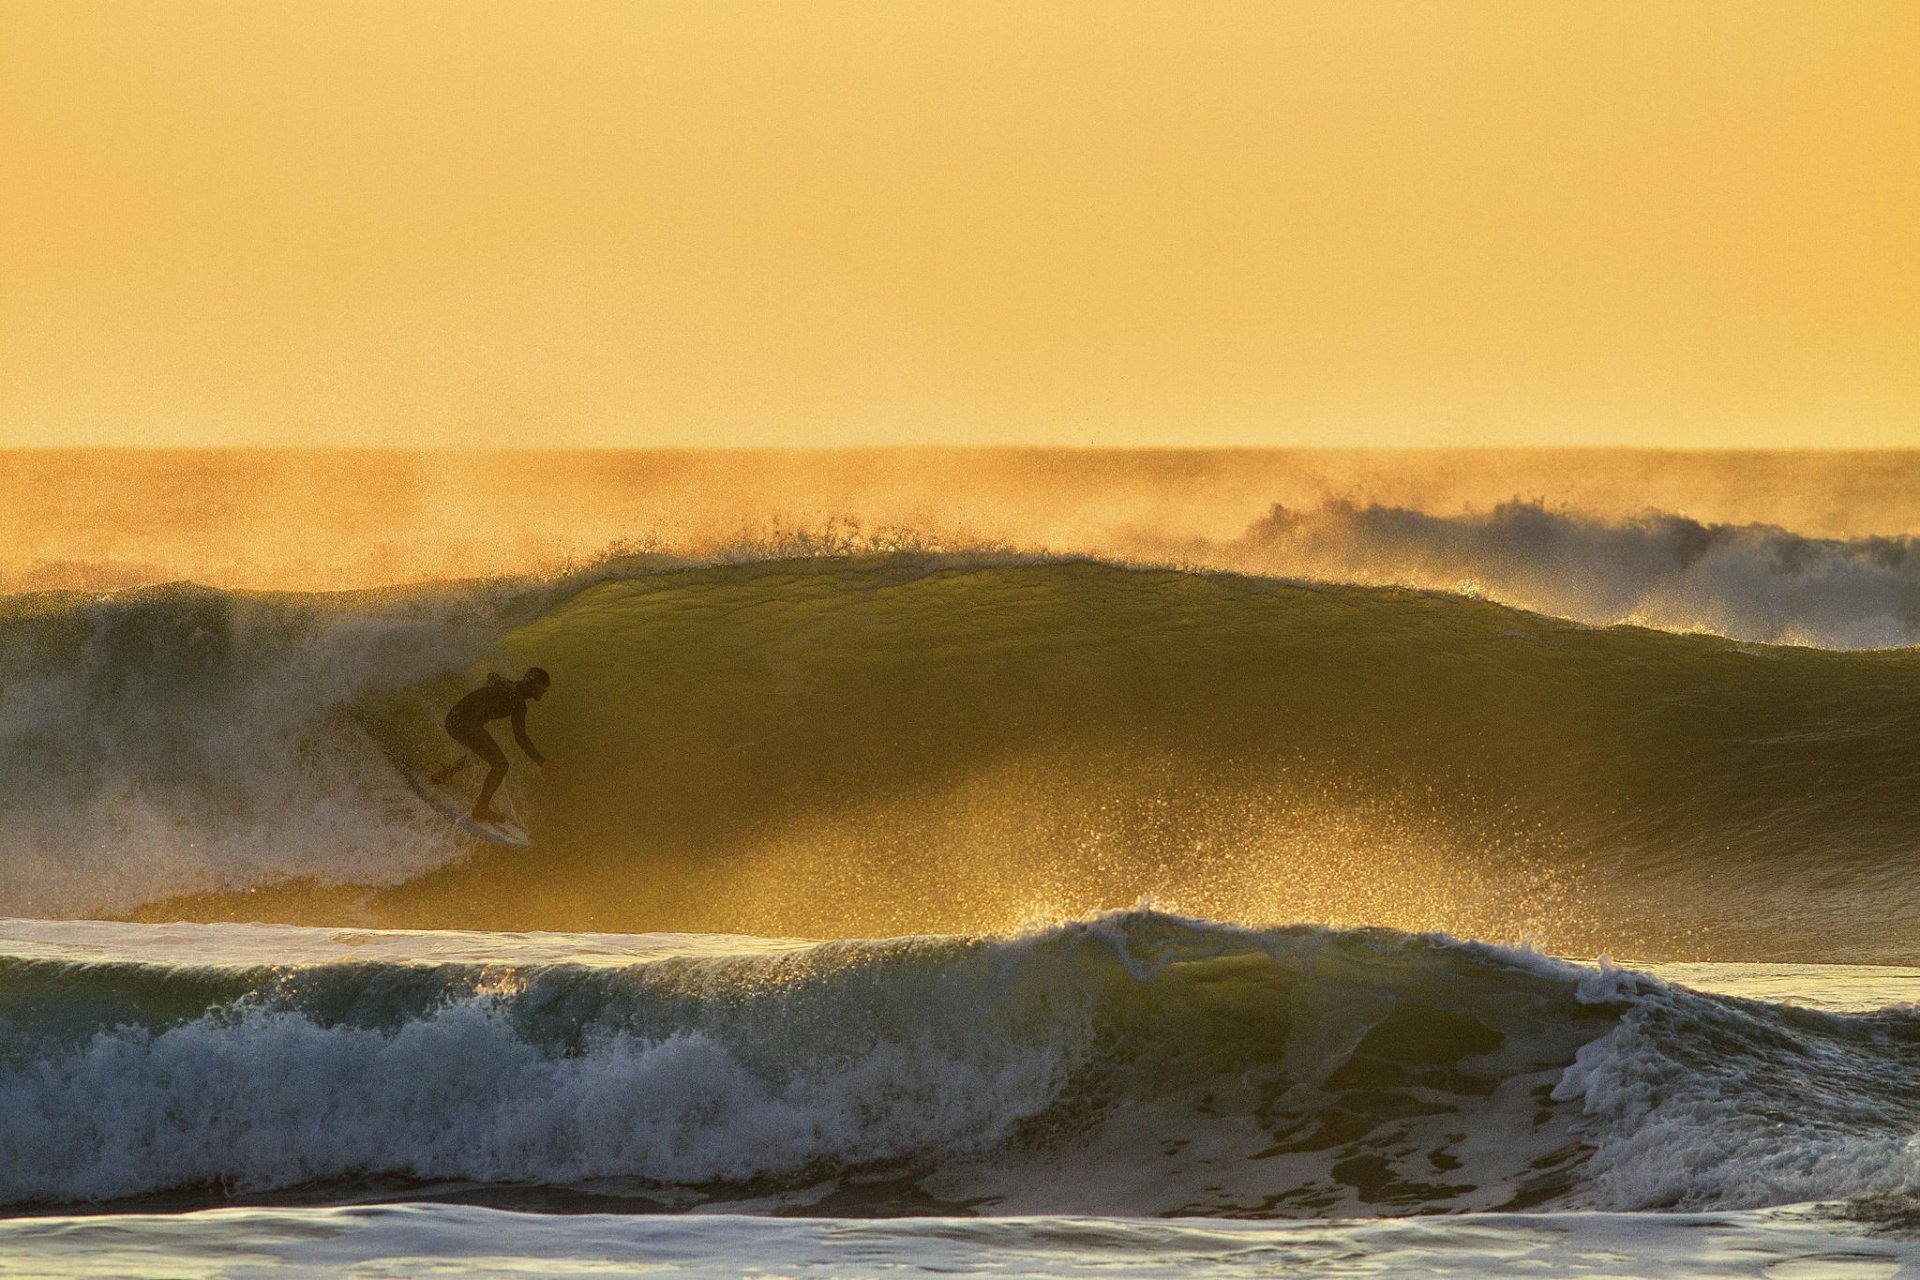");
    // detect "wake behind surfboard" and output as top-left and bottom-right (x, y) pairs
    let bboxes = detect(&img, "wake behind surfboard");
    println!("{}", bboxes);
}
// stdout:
(401, 766), (533, 847)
